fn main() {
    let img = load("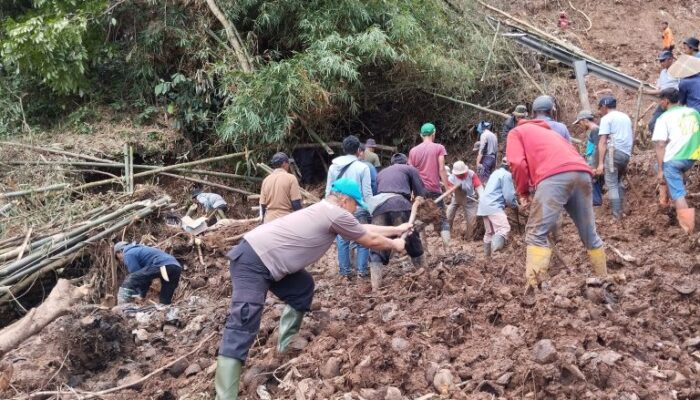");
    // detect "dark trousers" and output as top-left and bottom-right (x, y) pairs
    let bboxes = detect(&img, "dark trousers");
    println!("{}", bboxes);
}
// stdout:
(479, 154), (497, 182)
(592, 176), (604, 206)
(369, 211), (423, 264)
(648, 104), (664, 135)
(219, 240), (314, 362)
(121, 264), (181, 304)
